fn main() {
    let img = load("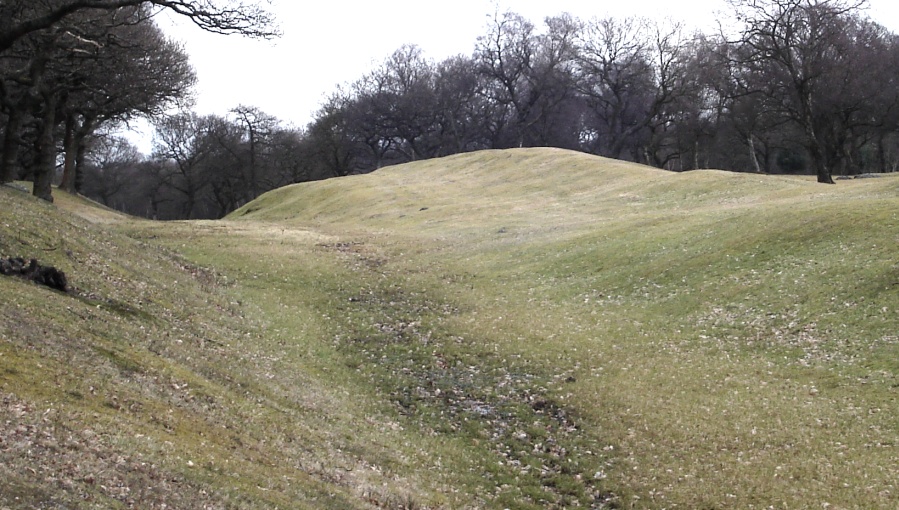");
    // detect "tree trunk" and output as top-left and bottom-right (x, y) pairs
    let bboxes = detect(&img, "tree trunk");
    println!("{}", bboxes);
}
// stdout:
(61, 113), (78, 193)
(33, 93), (59, 202)
(693, 140), (700, 170)
(1, 108), (24, 184)
(748, 135), (762, 173)
(183, 183), (196, 219)
(74, 132), (89, 192)
(809, 141), (835, 184)
(247, 128), (259, 200)
(799, 91), (834, 184)
(67, 114), (95, 193)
